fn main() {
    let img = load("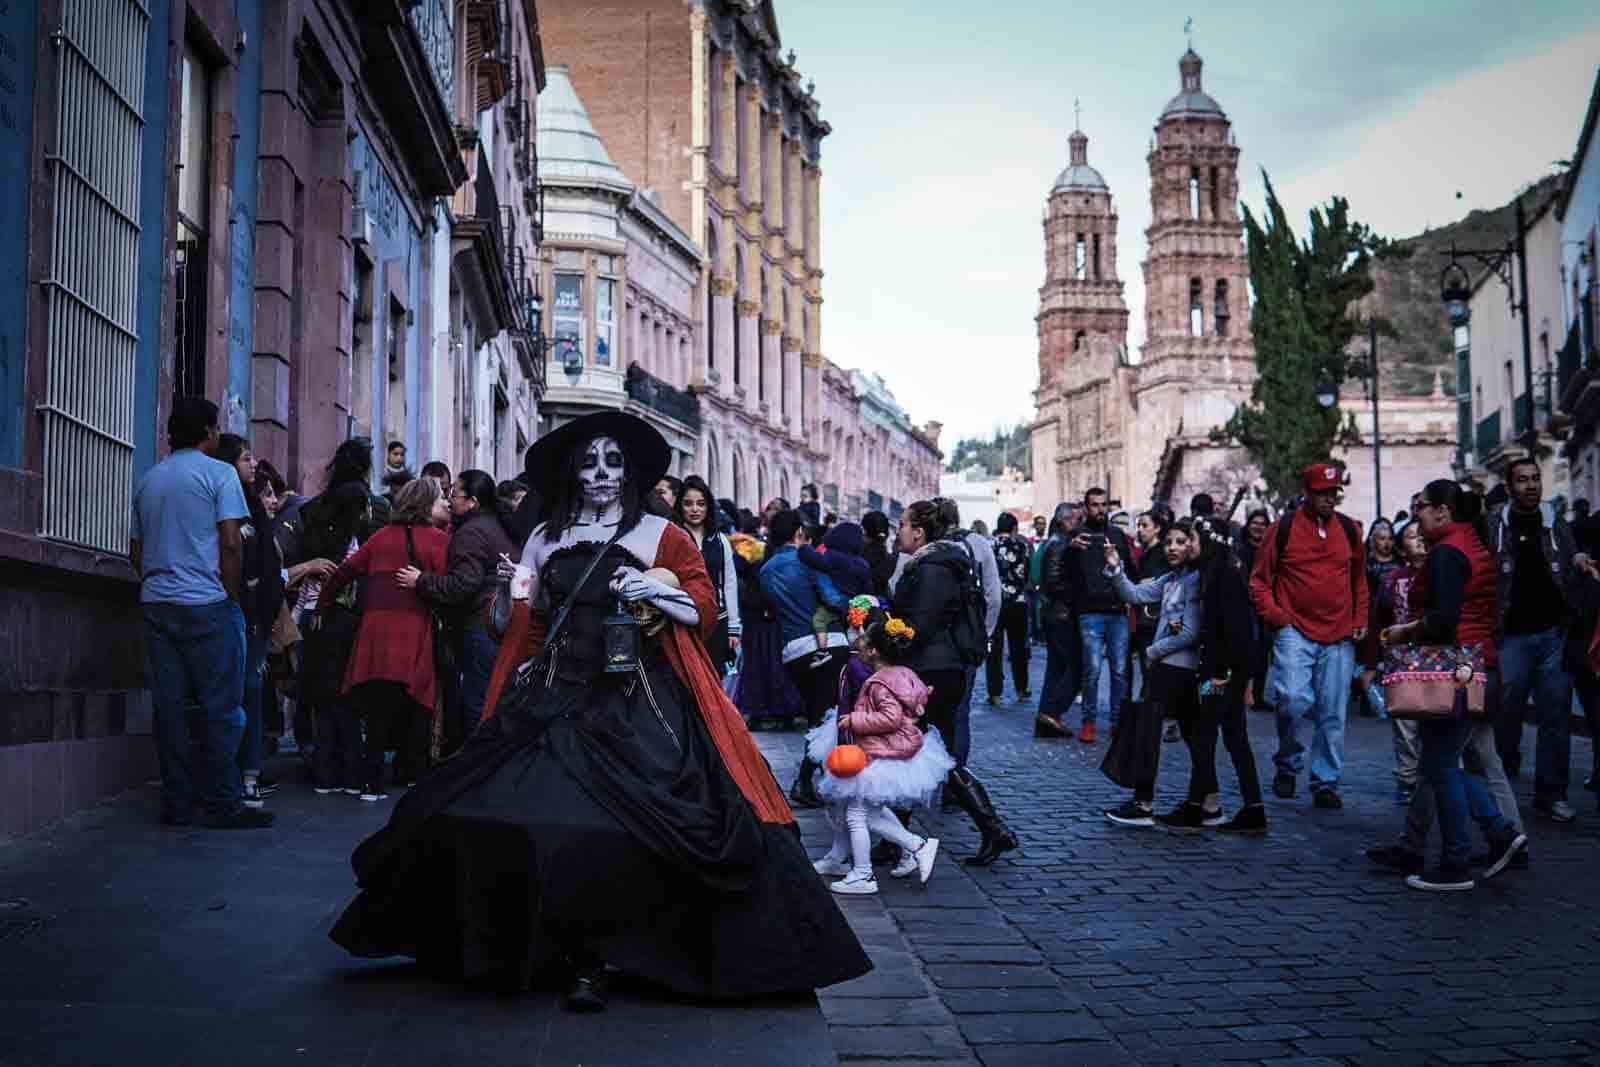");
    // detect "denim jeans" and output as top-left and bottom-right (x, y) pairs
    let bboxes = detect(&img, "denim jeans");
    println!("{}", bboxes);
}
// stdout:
(454, 624), (500, 745)
(1270, 625), (1356, 793)
(1039, 615), (1081, 719)
(1418, 716), (1515, 868)
(1402, 716), (1522, 853)
(238, 630), (268, 775)
(1495, 627), (1572, 803)
(142, 600), (246, 817)
(1078, 612), (1129, 730)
